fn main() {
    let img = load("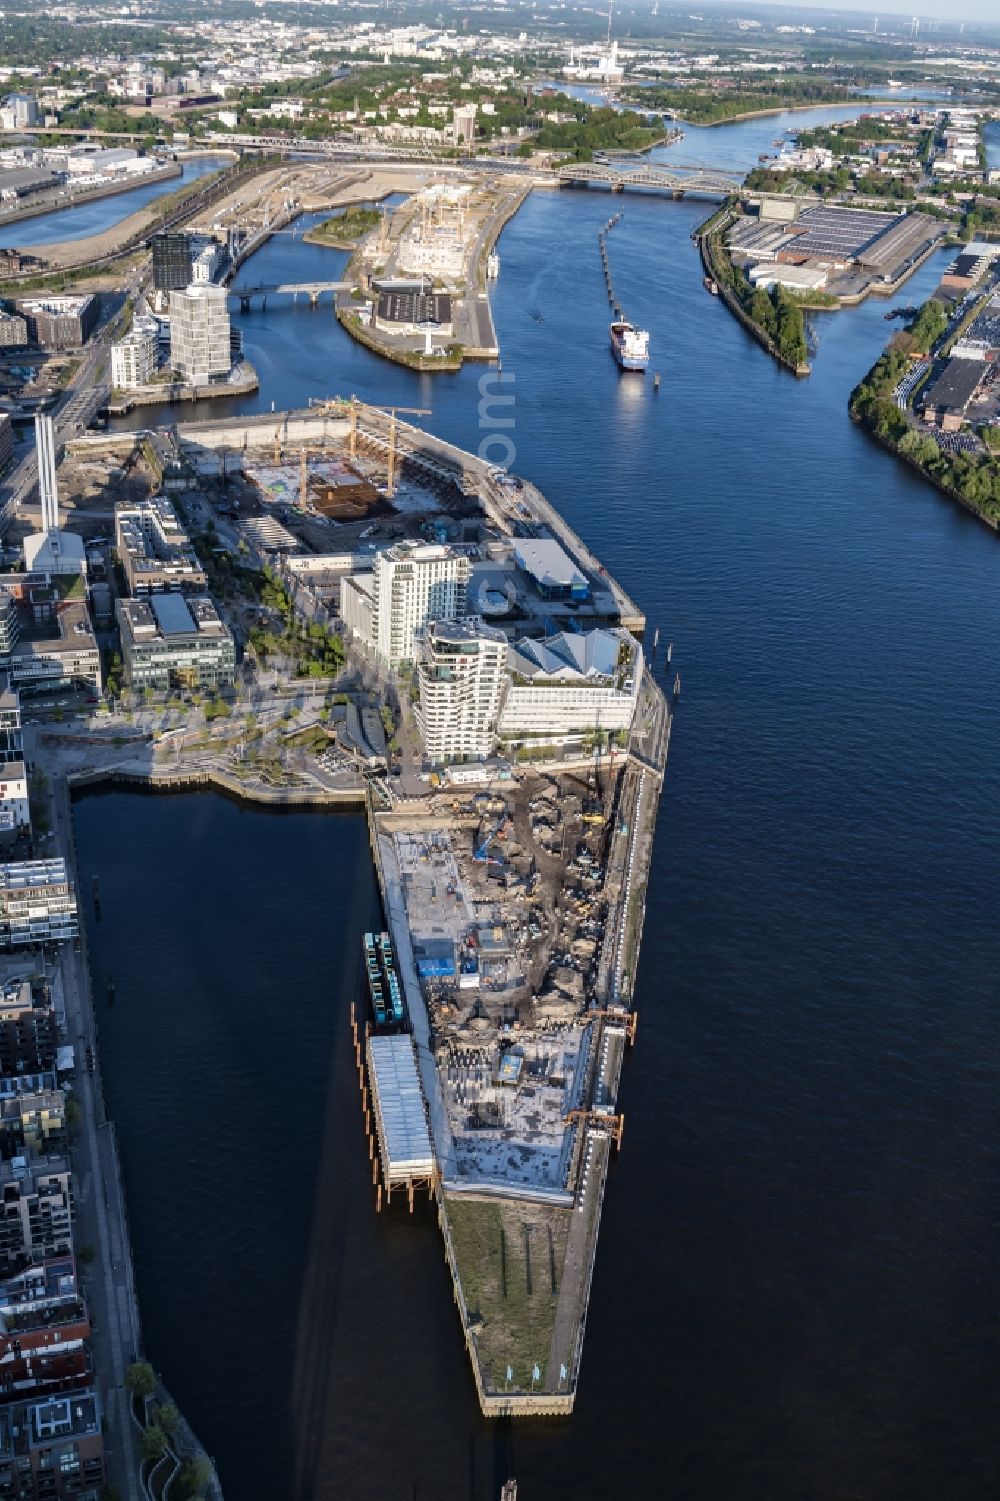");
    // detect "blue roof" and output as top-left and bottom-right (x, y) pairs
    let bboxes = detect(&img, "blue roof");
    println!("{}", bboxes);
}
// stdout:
(150, 593), (195, 636)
